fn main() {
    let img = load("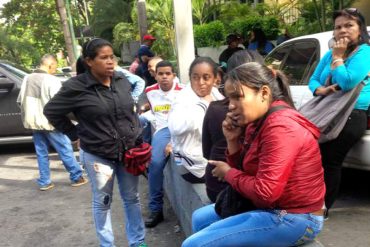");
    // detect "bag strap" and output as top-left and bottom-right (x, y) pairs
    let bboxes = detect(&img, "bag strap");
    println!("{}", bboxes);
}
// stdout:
(94, 83), (127, 161)
(237, 105), (289, 170)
